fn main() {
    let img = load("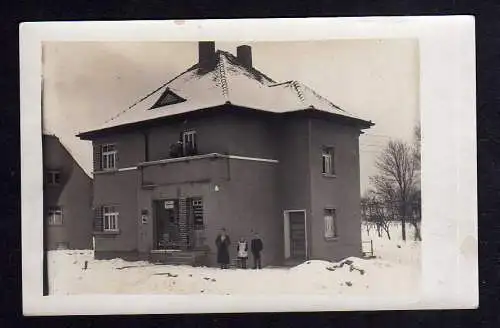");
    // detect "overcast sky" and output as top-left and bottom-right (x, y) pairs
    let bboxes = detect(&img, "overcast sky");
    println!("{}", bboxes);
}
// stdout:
(43, 40), (419, 193)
